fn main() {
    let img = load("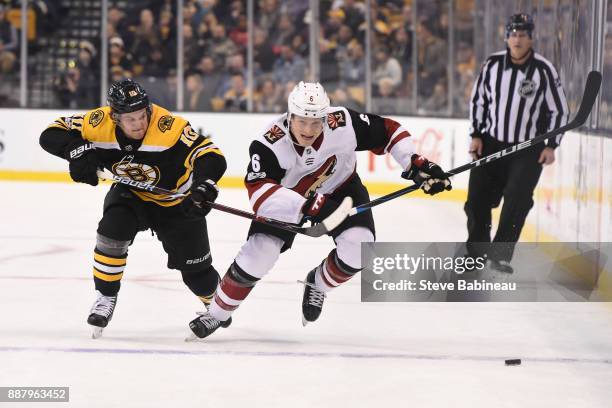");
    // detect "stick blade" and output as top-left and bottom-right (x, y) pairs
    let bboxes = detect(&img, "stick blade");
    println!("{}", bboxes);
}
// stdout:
(572, 71), (602, 126)
(304, 196), (353, 237)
